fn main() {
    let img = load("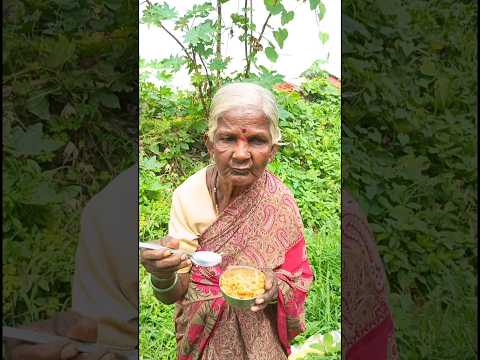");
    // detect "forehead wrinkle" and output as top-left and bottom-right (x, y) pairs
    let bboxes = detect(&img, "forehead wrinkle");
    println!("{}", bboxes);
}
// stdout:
(216, 121), (270, 136)
(219, 112), (269, 130)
